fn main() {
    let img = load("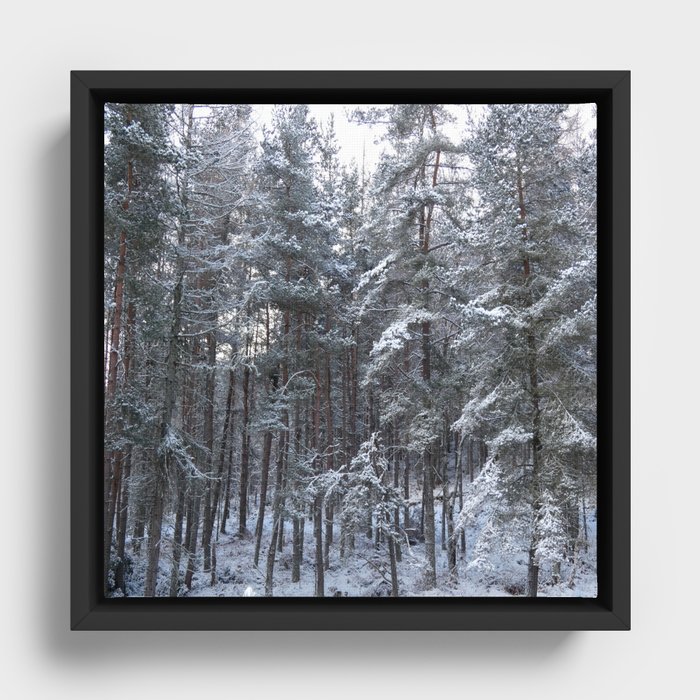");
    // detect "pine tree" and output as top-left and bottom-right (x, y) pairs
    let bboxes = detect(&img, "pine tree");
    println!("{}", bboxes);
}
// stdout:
(252, 105), (341, 596)
(103, 102), (176, 596)
(353, 105), (463, 588)
(454, 104), (597, 595)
